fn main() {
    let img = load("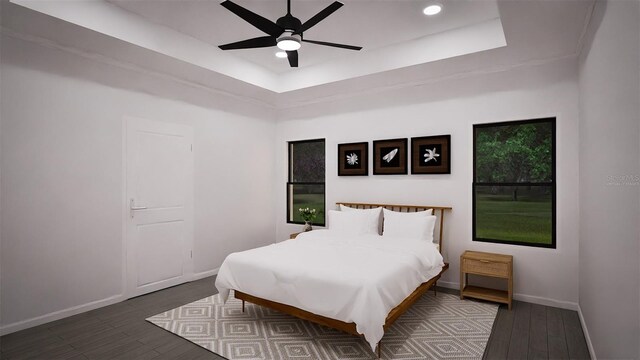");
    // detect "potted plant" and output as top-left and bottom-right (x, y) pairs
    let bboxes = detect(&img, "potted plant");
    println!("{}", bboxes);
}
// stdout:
(298, 207), (317, 232)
